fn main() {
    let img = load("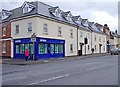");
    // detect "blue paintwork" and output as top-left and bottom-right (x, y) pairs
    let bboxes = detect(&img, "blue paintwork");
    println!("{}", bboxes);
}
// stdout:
(14, 37), (65, 60)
